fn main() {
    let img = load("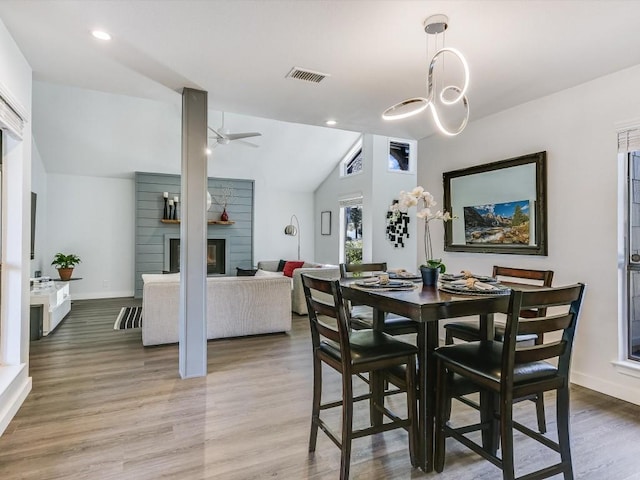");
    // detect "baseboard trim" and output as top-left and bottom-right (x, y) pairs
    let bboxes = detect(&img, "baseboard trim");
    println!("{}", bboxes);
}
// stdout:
(571, 369), (640, 407)
(0, 365), (32, 437)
